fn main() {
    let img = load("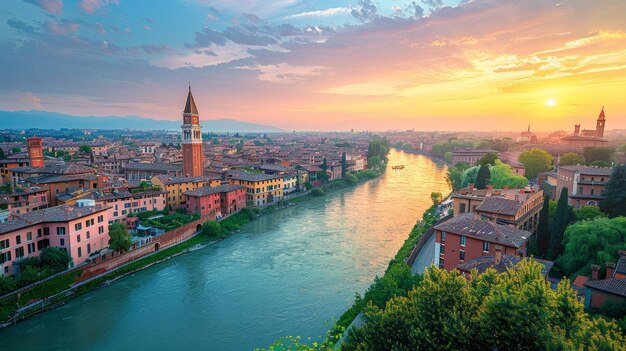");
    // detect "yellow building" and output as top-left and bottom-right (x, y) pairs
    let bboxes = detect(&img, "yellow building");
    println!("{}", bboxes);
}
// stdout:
(151, 175), (221, 210)
(227, 171), (283, 207)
